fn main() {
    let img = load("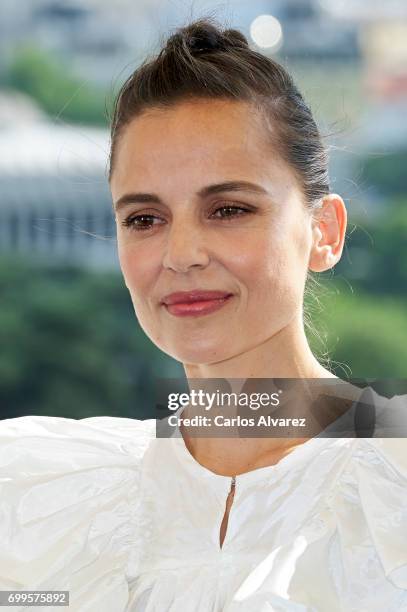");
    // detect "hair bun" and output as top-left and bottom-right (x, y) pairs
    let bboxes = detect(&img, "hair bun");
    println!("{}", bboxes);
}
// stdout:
(188, 26), (225, 53)
(167, 22), (249, 55)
